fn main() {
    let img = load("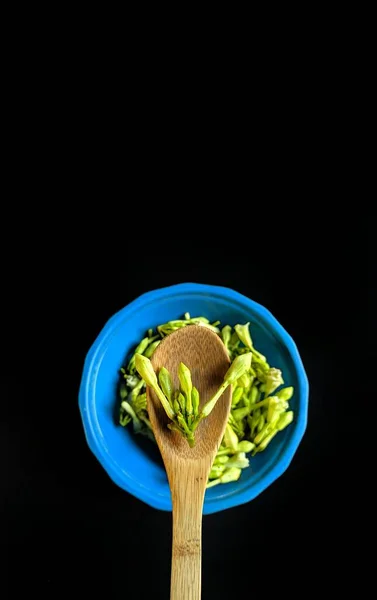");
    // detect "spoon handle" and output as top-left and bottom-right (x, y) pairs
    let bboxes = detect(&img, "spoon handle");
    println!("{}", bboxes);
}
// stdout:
(170, 466), (207, 600)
